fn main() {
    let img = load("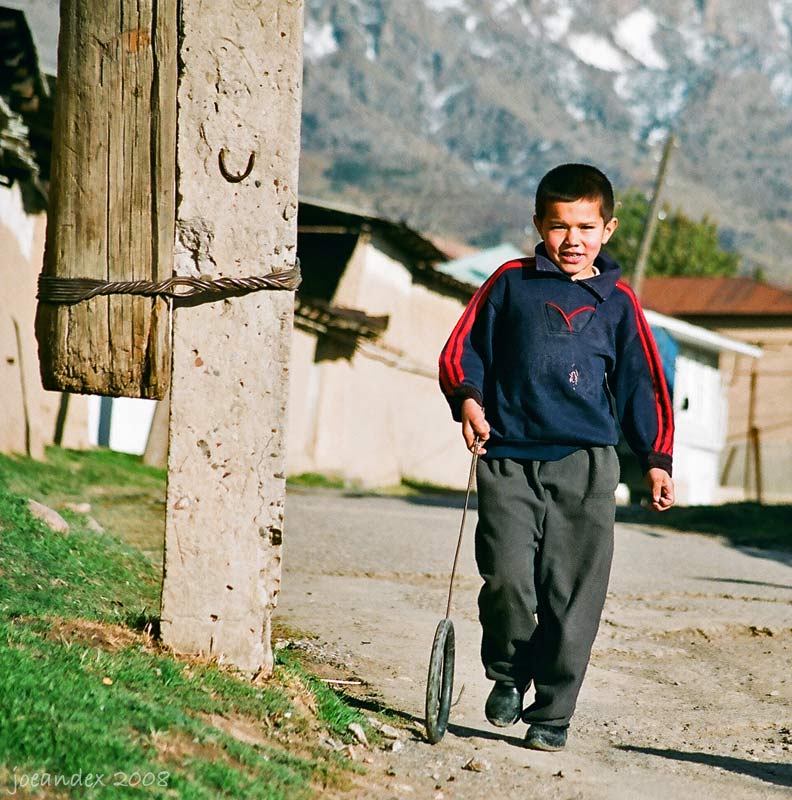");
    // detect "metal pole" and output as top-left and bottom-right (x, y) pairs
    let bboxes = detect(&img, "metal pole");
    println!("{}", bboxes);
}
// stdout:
(444, 438), (480, 620)
(632, 133), (675, 300)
